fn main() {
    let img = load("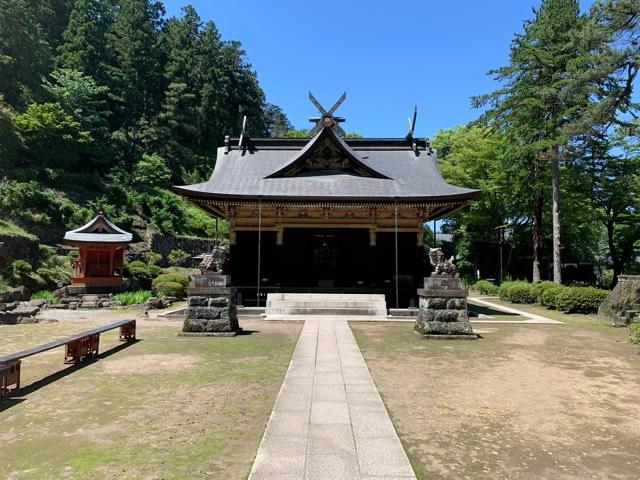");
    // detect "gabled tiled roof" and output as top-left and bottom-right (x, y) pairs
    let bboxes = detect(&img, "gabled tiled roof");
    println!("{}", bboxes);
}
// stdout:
(174, 128), (480, 203)
(63, 214), (132, 243)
